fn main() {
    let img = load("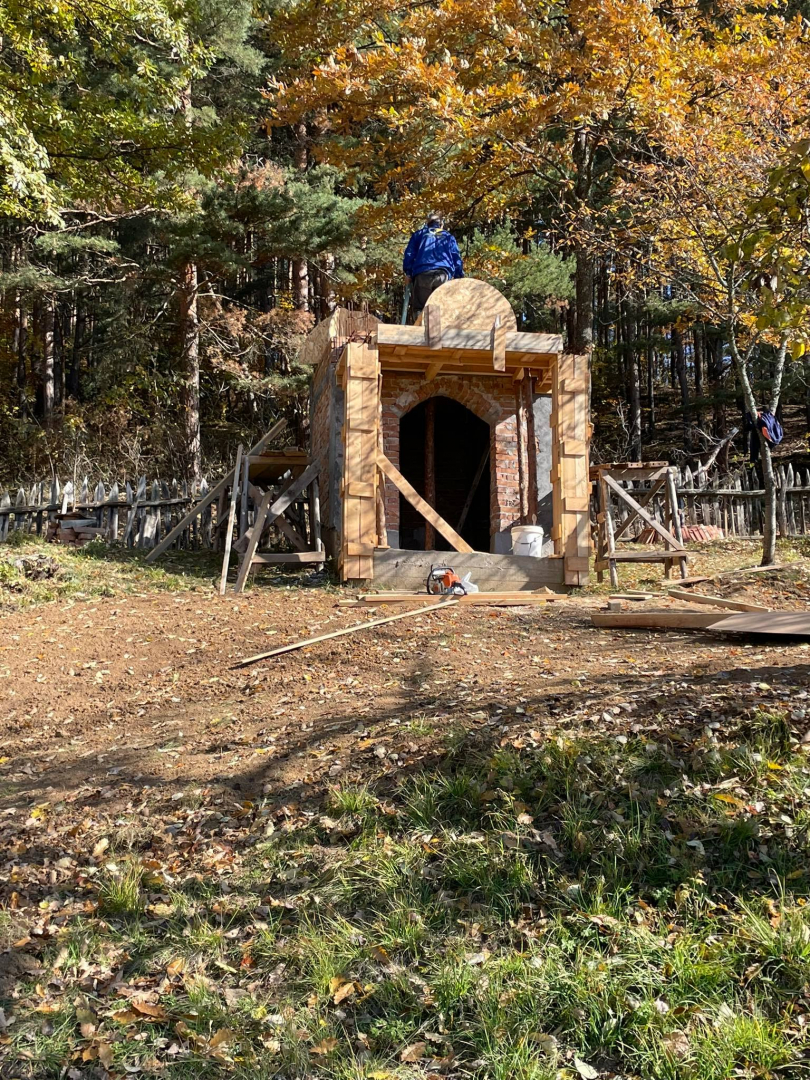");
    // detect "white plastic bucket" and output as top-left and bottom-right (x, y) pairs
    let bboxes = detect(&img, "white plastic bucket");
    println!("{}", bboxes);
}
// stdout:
(511, 525), (545, 558)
